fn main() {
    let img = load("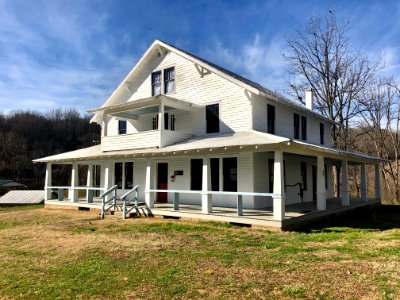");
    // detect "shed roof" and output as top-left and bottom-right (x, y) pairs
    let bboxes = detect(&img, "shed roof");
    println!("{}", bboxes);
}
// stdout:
(33, 130), (384, 164)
